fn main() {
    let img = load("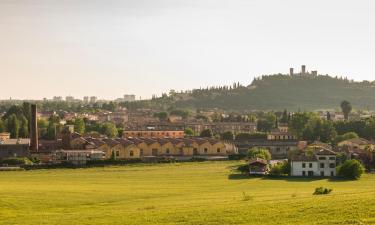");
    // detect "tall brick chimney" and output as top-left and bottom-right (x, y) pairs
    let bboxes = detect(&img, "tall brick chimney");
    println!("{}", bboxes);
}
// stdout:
(30, 104), (38, 151)
(301, 65), (306, 75)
